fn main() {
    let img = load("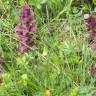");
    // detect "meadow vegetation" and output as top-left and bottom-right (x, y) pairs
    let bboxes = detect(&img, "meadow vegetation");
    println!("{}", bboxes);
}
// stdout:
(0, 0), (96, 96)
